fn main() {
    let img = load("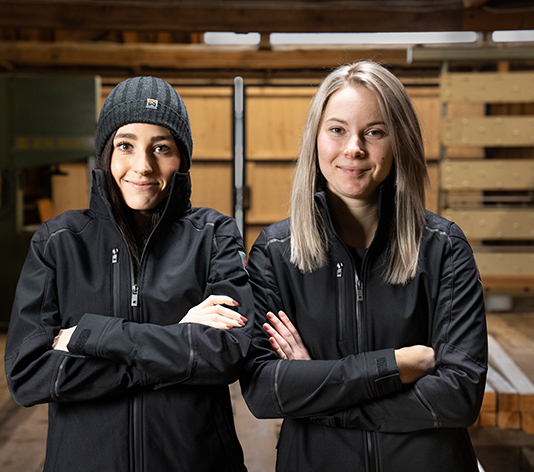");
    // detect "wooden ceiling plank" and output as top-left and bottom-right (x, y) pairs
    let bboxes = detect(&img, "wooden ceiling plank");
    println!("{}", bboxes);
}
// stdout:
(463, 8), (534, 31)
(0, 40), (410, 70)
(462, 0), (490, 8)
(0, 2), (467, 33)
